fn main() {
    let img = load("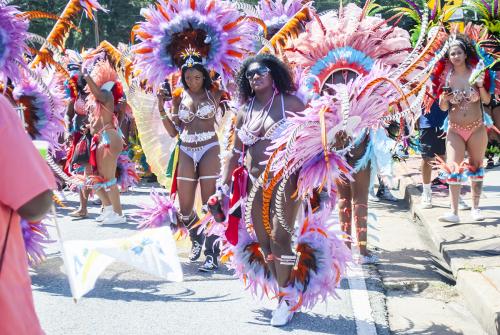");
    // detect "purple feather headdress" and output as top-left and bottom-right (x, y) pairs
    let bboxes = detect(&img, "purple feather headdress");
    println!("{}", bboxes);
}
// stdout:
(132, 0), (255, 87)
(0, 3), (29, 84)
(12, 66), (67, 154)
